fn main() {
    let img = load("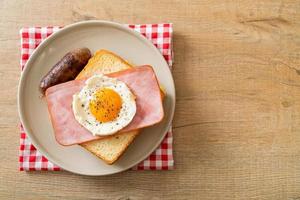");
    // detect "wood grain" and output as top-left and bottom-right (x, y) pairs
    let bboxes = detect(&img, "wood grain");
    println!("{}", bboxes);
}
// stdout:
(1, 0), (300, 199)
